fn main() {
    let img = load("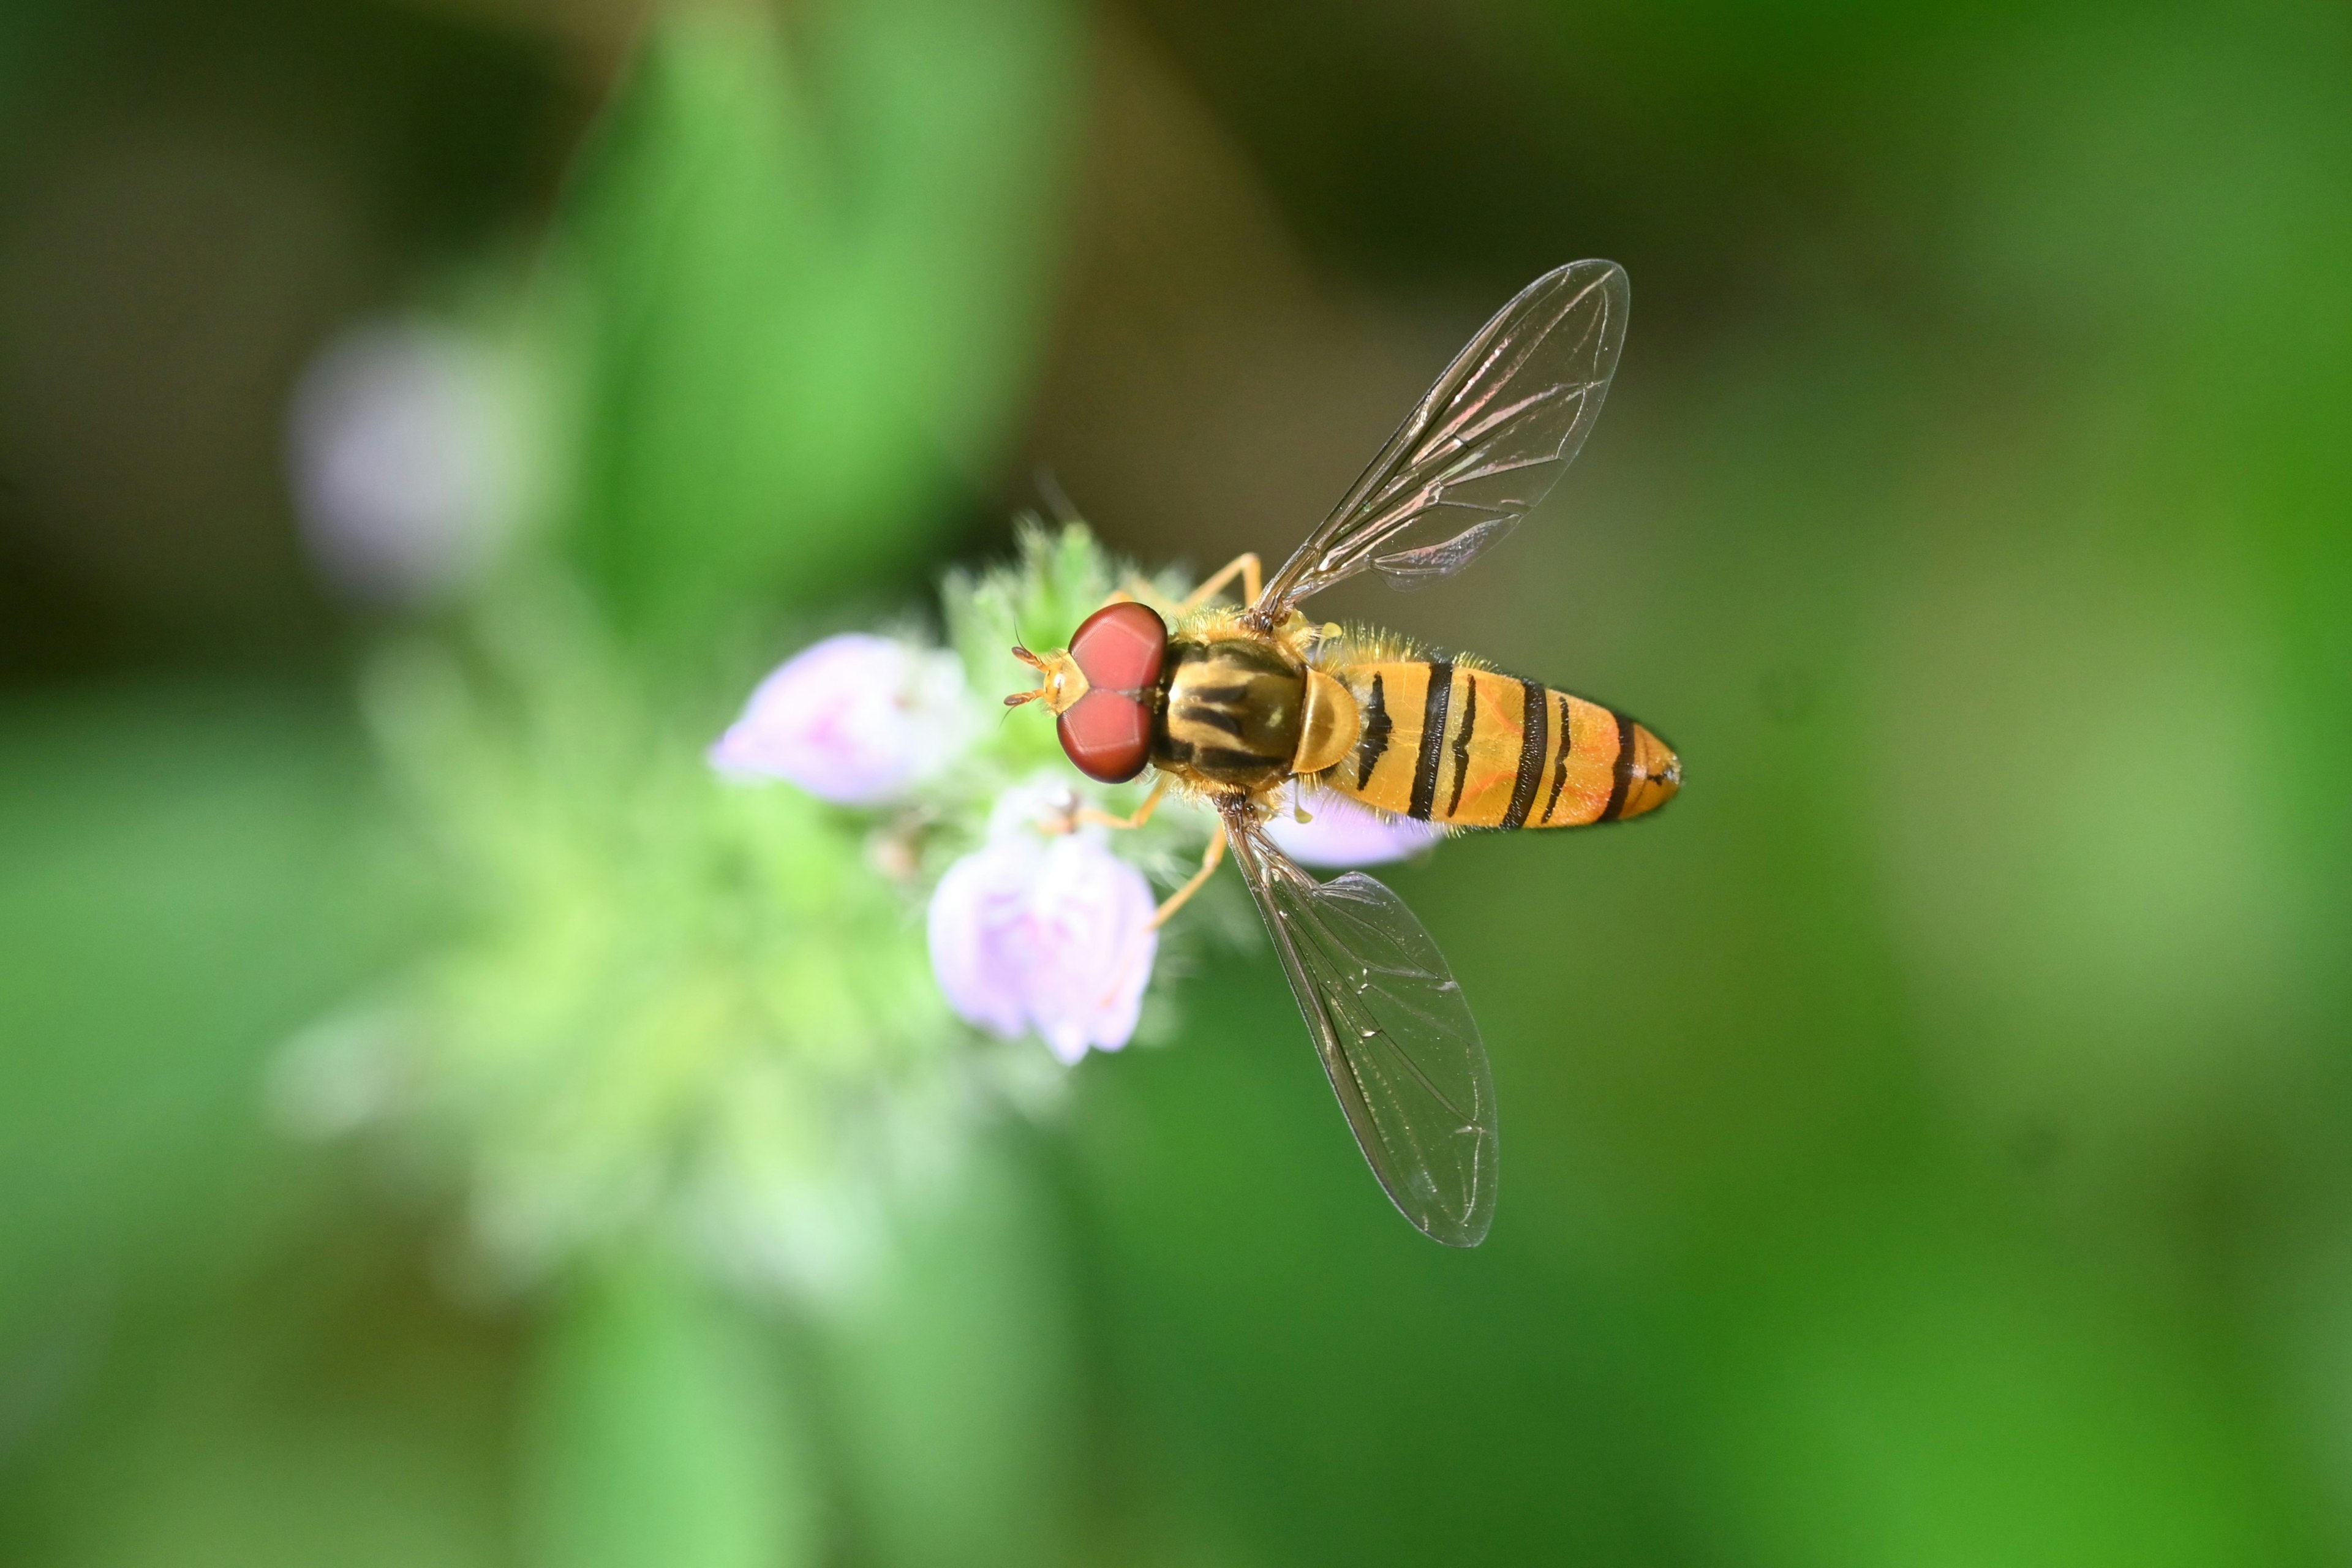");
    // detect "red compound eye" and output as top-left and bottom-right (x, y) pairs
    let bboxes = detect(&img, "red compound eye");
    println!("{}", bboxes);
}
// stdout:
(1058, 690), (1154, 782)
(1067, 601), (1166, 693)
(1055, 601), (1164, 783)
